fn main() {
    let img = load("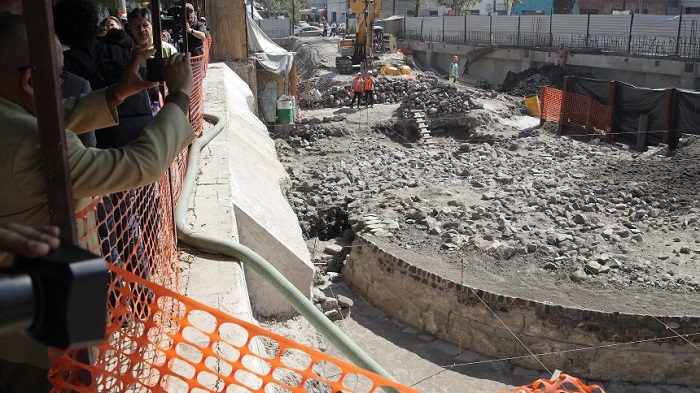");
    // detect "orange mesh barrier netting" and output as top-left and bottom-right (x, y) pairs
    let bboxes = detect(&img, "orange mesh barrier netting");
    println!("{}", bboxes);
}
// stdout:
(49, 263), (419, 393)
(540, 87), (612, 139)
(499, 373), (605, 393)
